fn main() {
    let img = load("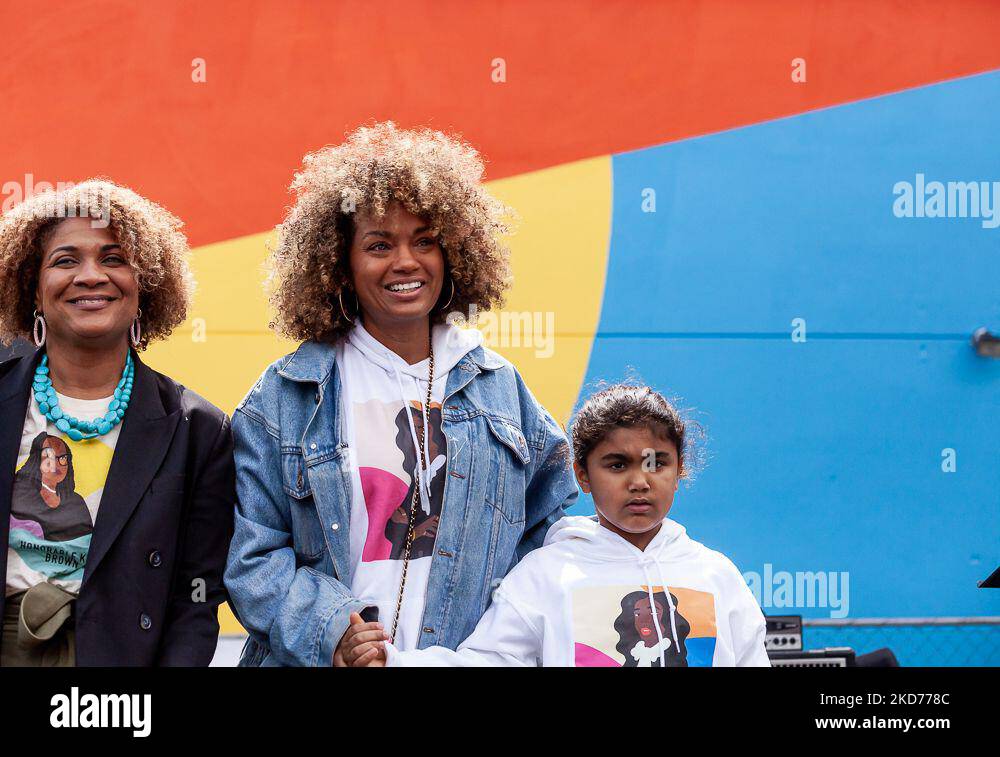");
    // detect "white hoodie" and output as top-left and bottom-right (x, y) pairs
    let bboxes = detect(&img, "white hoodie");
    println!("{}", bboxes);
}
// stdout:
(386, 515), (770, 666)
(336, 319), (484, 650)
